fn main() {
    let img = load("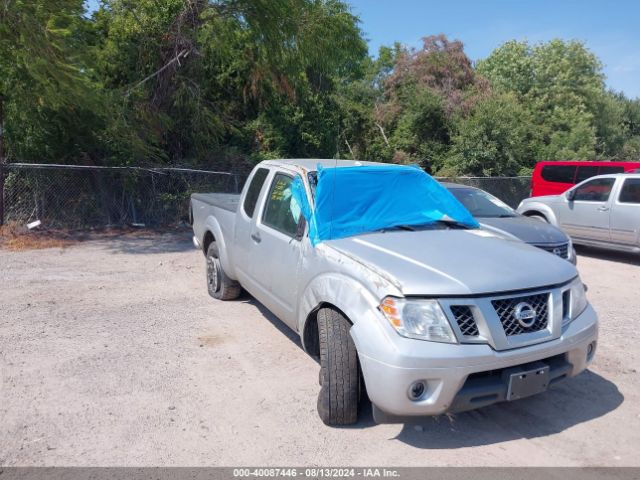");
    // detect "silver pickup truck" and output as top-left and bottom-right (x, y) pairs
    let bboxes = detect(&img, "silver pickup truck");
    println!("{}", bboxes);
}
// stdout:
(190, 159), (598, 426)
(518, 173), (640, 254)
